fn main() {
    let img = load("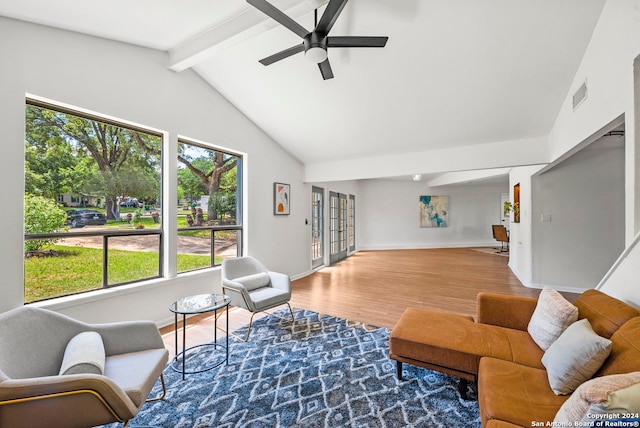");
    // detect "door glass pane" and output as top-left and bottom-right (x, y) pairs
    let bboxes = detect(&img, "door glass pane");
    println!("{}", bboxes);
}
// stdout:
(330, 192), (348, 264)
(348, 194), (355, 251)
(339, 195), (347, 252)
(330, 192), (339, 256)
(312, 187), (324, 267)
